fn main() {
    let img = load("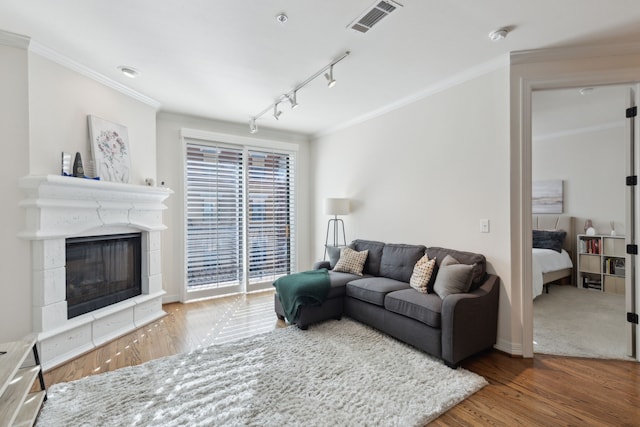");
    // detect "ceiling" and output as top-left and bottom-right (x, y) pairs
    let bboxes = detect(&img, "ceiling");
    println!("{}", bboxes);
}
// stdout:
(533, 85), (632, 139)
(1, 0), (640, 136)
